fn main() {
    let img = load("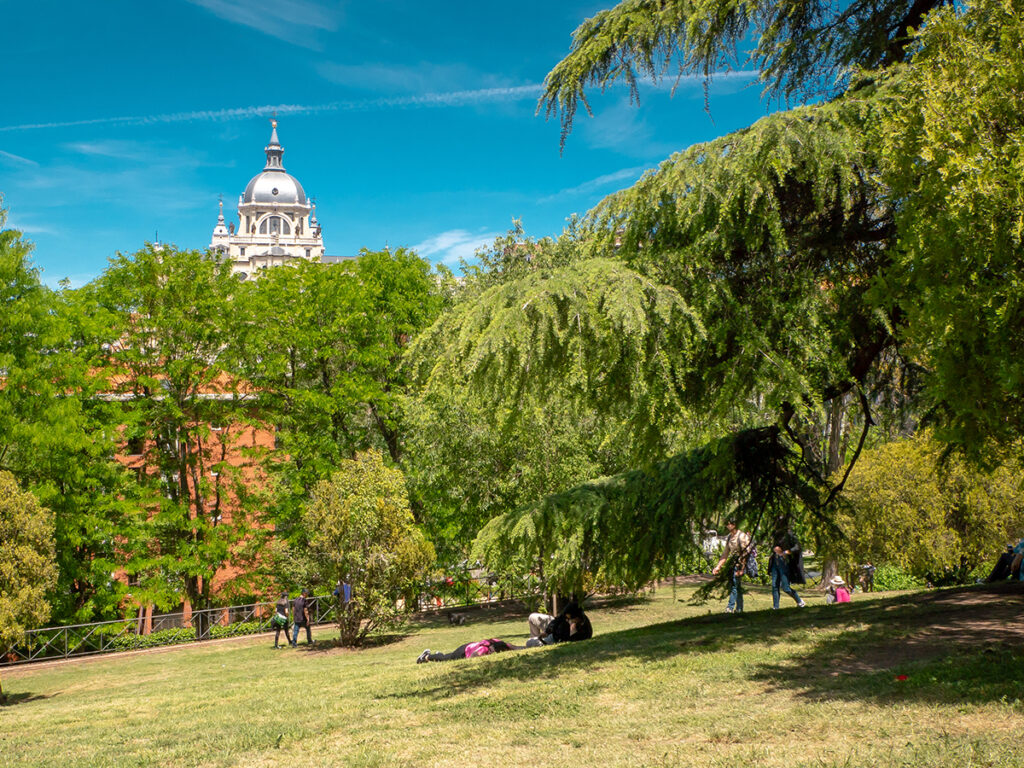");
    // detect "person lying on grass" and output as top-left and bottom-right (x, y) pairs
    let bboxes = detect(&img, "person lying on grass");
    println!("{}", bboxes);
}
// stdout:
(526, 600), (592, 647)
(416, 638), (522, 663)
